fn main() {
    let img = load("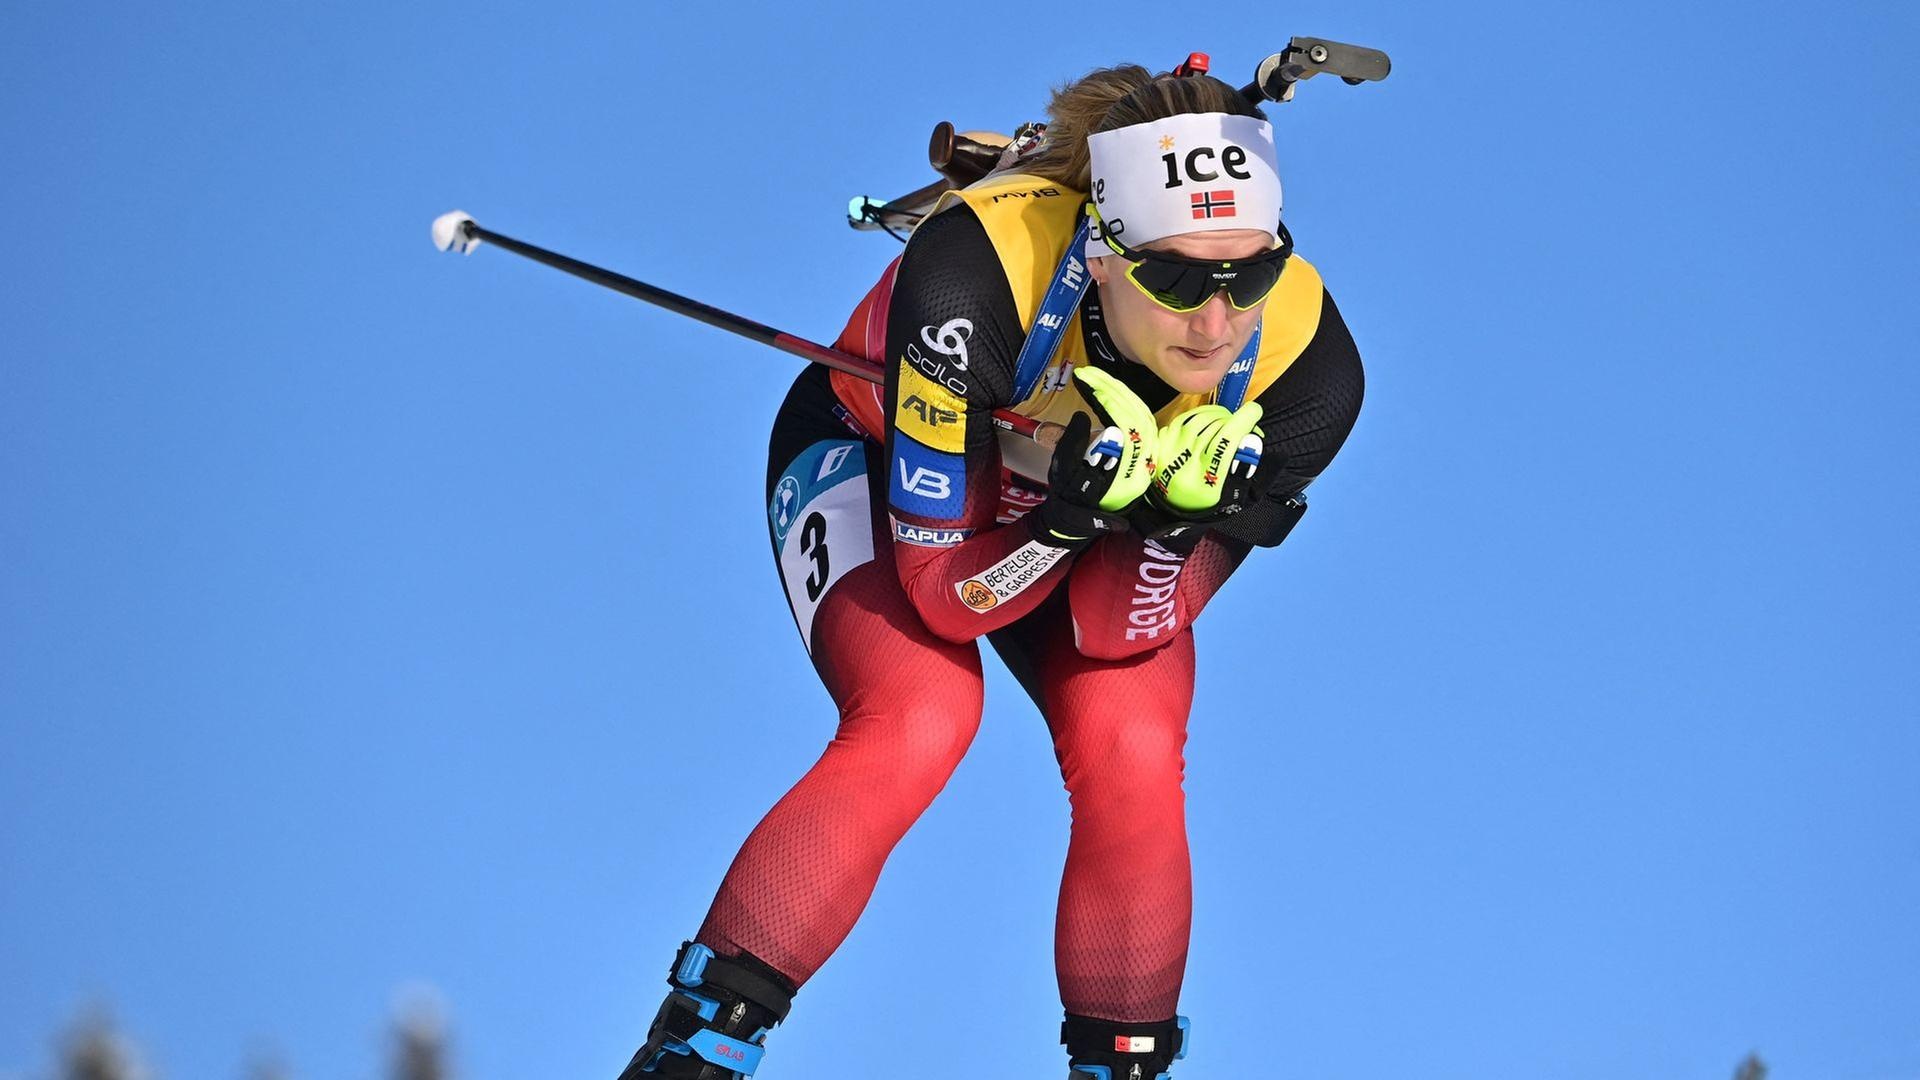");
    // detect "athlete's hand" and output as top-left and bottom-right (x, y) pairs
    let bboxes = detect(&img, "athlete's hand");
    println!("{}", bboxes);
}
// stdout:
(1071, 366), (1160, 510)
(1027, 413), (1136, 546)
(1130, 401), (1267, 551)
(1026, 367), (1164, 546)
